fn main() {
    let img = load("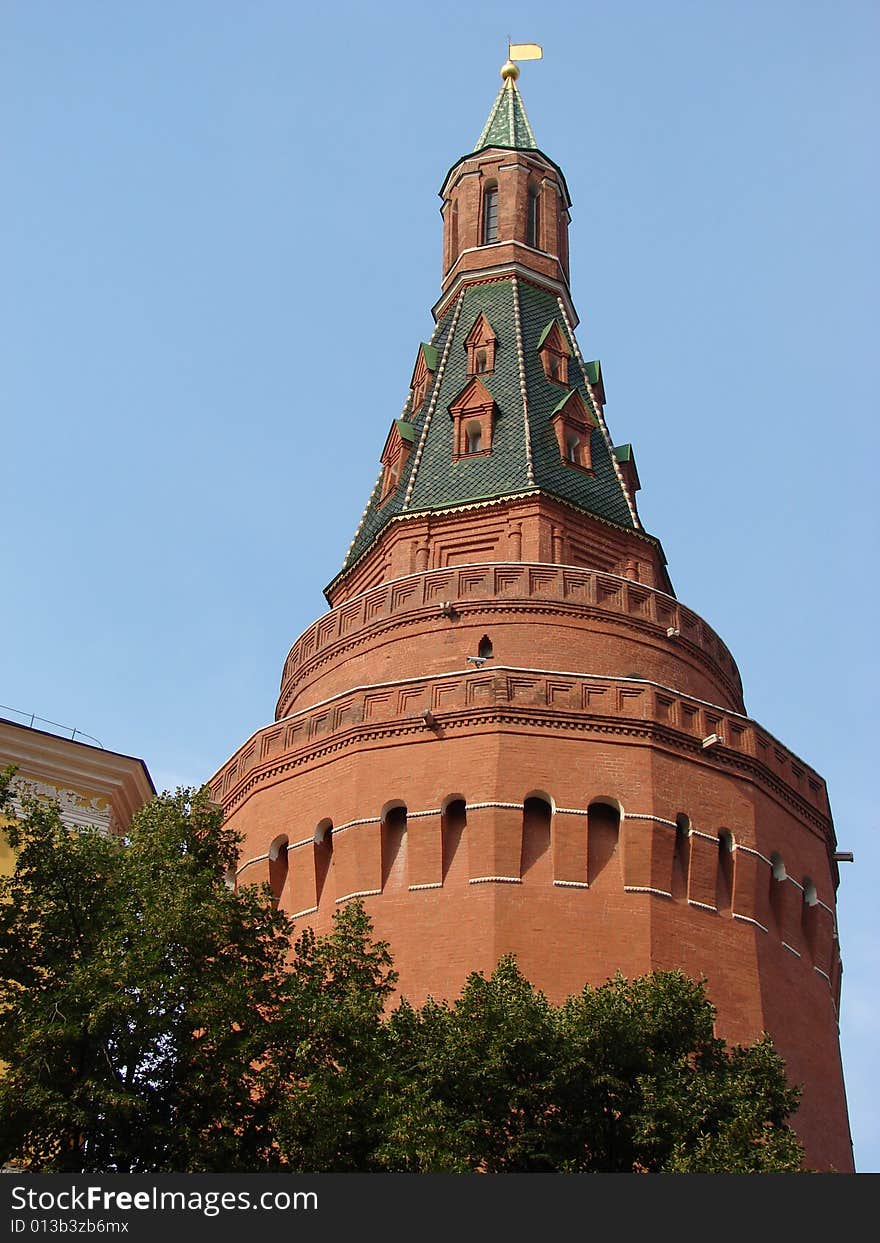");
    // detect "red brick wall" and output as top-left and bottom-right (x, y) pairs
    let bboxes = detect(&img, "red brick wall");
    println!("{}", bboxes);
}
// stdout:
(213, 553), (850, 1169)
